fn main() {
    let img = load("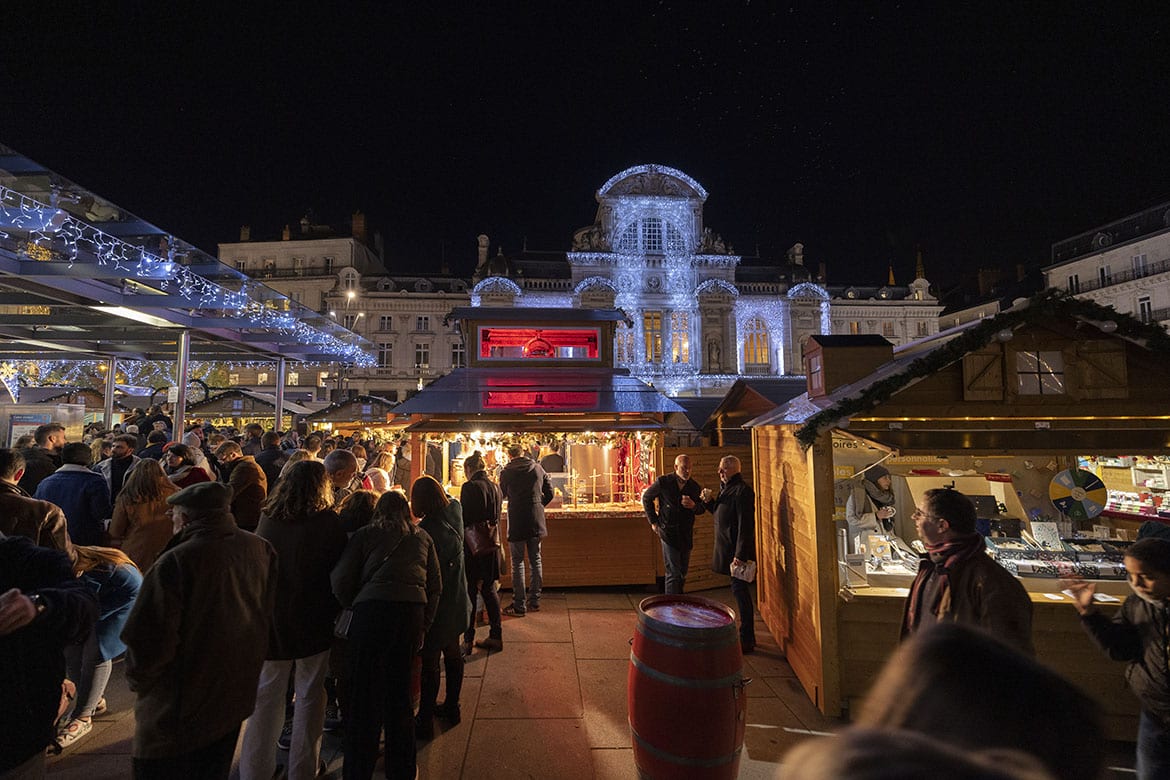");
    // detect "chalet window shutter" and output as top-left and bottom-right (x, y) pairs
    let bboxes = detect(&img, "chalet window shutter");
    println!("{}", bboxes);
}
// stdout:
(962, 346), (1004, 401)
